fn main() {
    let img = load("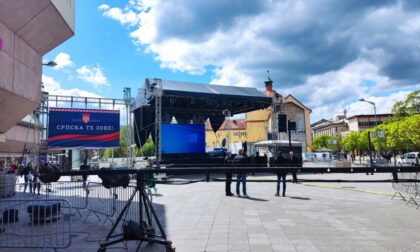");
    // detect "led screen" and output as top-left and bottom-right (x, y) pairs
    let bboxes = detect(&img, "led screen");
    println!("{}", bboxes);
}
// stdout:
(161, 124), (205, 154)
